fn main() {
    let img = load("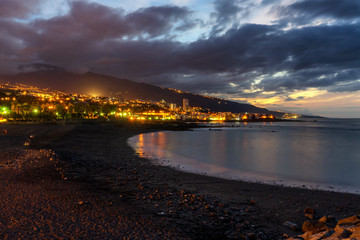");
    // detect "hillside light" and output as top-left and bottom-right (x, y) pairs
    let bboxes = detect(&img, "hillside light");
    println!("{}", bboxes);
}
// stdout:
(1, 107), (9, 114)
